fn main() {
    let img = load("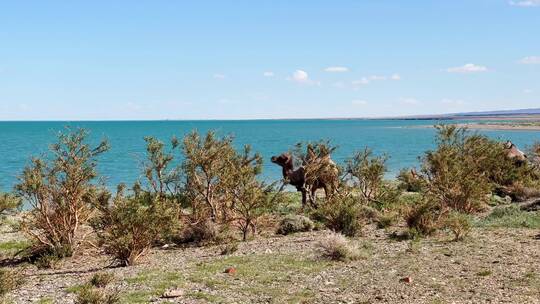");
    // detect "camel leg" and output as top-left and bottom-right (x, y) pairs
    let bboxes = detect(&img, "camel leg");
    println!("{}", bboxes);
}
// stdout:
(310, 187), (318, 208)
(300, 189), (307, 211)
